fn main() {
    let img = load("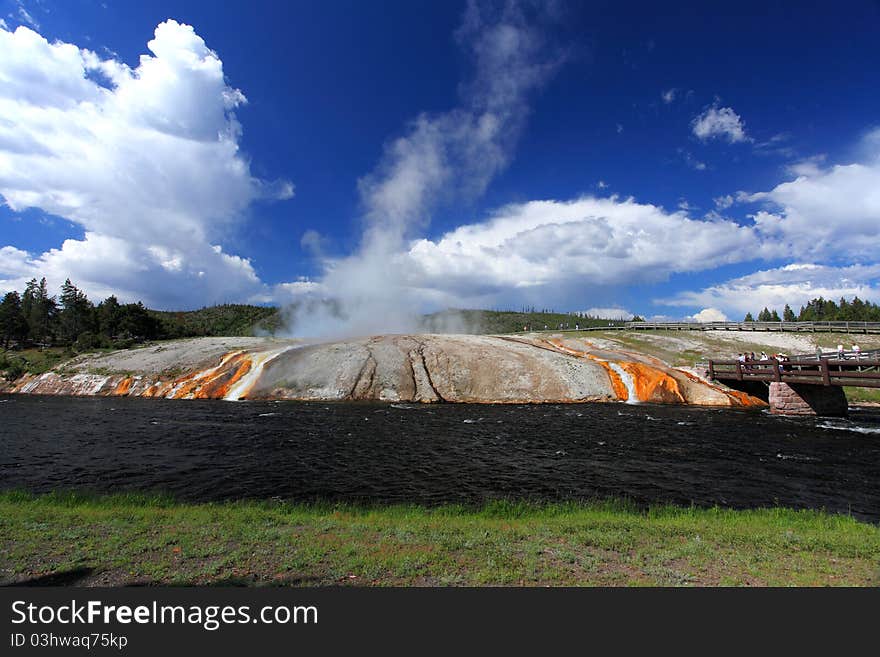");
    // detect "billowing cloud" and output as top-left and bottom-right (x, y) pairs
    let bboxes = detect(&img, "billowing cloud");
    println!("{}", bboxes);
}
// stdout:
(0, 21), (291, 307)
(303, 118), (880, 323)
(3, 11), (878, 334)
(661, 129), (880, 317)
(661, 263), (880, 317)
(402, 196), (764, 301)
(689, 307), (728, 322)
(741, 157), (880, 259)
(691, 103), (749, 143)
(294, 115), (880, 331)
